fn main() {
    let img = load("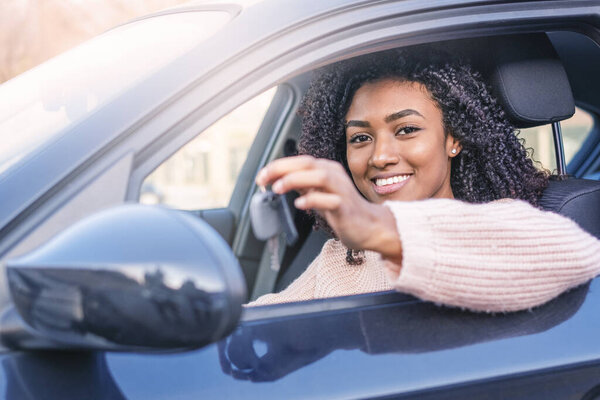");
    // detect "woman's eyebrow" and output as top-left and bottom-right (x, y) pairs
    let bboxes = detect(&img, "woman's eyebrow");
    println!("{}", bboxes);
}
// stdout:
(345, 120), (370, 128)
(345, 109), (423, 128)
(384, 109), (424, 123)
